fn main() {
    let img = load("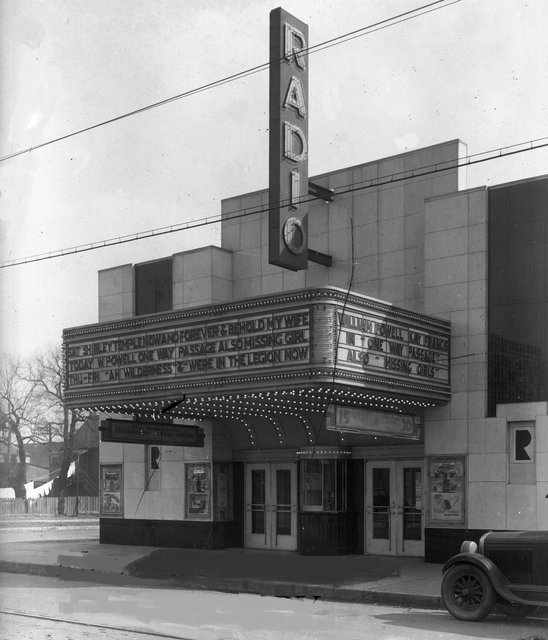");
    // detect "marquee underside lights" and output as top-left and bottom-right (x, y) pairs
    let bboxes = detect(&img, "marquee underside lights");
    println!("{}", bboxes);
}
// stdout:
(76, 386), (439, 424)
